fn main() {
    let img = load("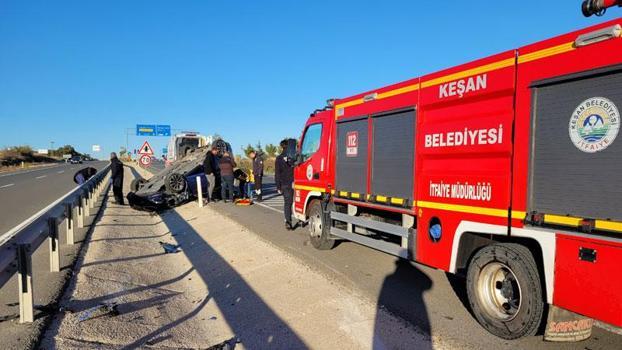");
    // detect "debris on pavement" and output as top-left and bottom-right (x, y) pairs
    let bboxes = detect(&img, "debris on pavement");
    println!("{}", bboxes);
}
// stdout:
(234, 198), (252, 206)
(159, 241), (181, 253)
(77, 303), (119, 322)
(207, 336), (241, 350)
